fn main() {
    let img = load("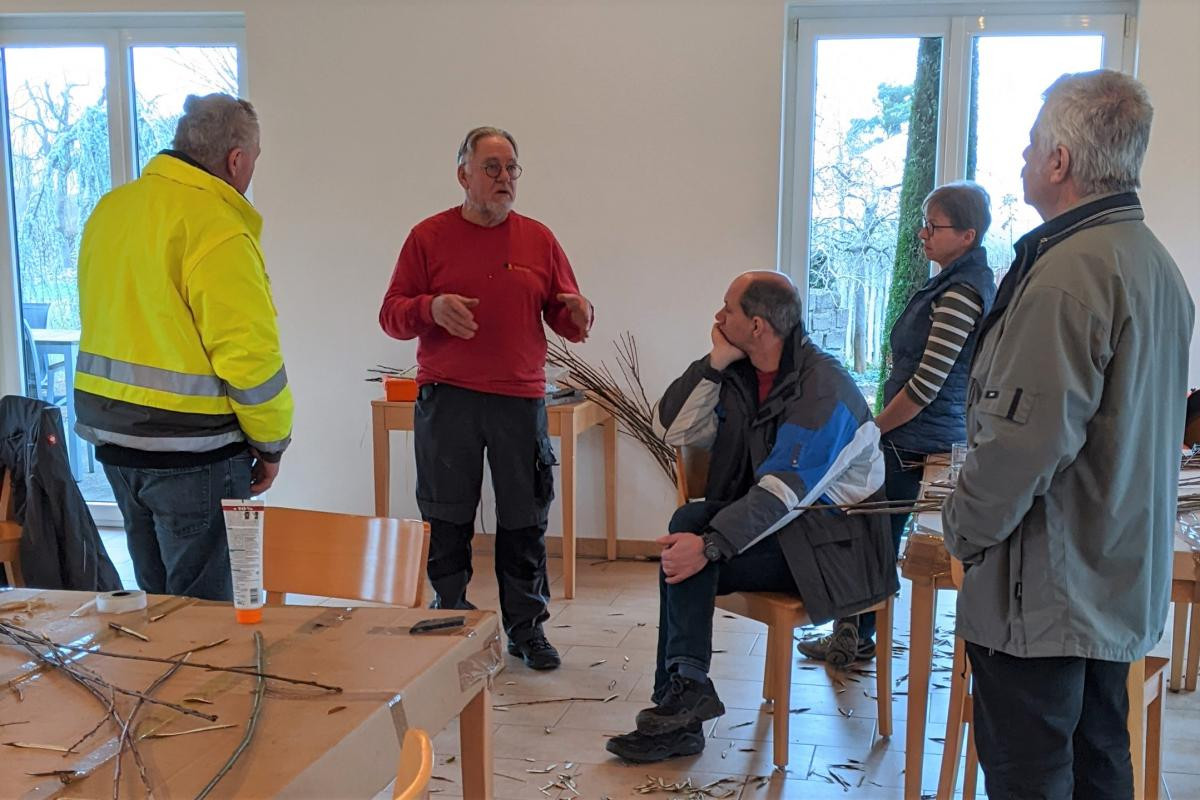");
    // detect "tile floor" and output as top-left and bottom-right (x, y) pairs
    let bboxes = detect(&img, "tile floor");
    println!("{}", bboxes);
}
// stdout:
(97, 529), (1200, 799)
